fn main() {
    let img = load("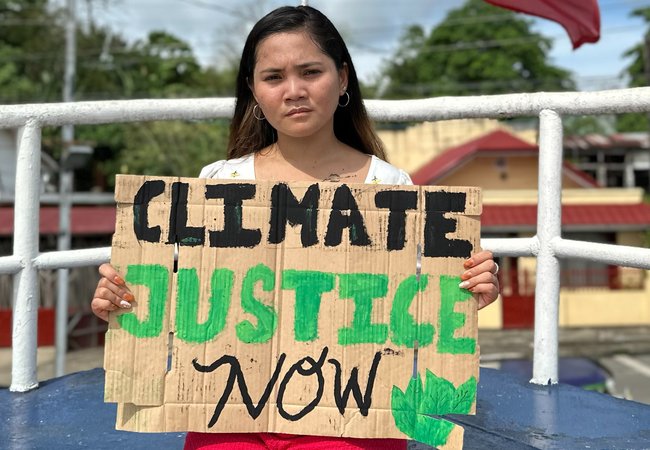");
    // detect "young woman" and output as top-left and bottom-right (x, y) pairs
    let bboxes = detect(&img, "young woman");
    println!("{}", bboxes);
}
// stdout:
(92, 5), (500, 449)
